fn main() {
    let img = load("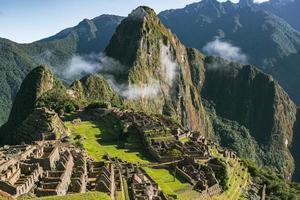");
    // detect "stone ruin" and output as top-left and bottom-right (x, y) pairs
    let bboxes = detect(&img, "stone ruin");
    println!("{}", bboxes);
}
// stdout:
(0, 138), (169, 199)
(0, 141), (90, 198)
(0, 106), (241, 199)
(176, 157), (222, 196)
(15, 107), (69, 144)
(103, 108), (212, 163)
(104, 155), (167, 200)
